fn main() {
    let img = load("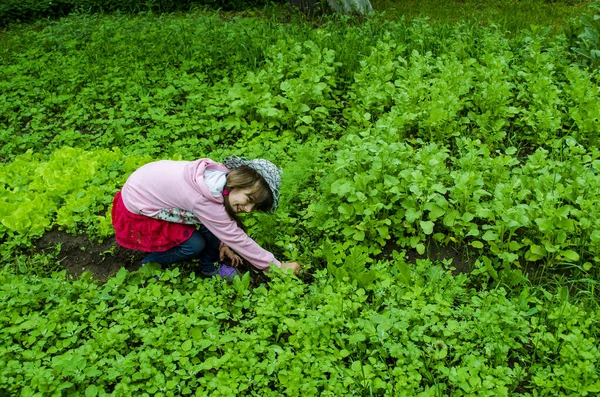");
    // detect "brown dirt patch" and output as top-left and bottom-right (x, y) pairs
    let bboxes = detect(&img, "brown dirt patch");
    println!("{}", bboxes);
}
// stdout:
(33, 231), (478, 284)
(36, 230), (145, 282)
(33, 230), (256, 283)
(377, 238), (477, 275)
